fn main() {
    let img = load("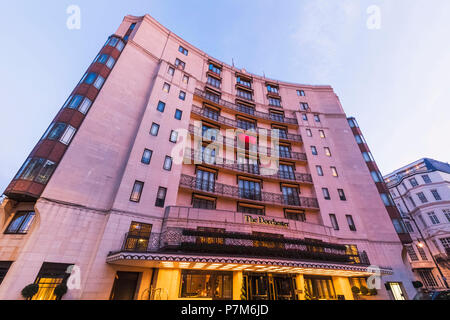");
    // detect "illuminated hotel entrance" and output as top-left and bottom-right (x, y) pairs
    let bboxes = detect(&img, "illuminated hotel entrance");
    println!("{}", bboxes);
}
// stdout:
(244, 273), (297, 300)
